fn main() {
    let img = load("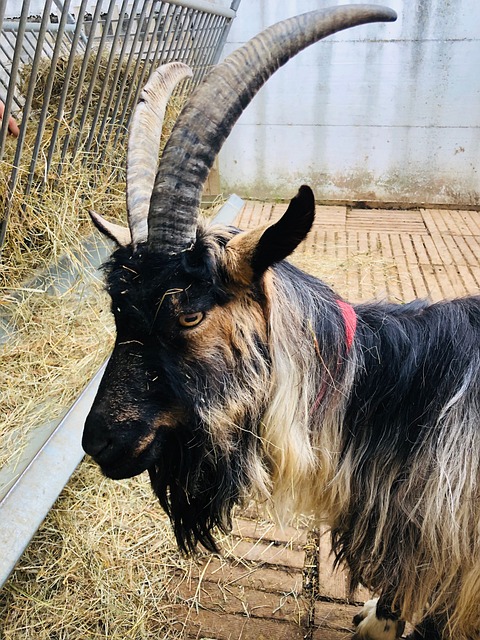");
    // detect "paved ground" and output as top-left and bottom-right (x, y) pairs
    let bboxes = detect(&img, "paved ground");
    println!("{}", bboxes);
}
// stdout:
(171, 202), (480, 639)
